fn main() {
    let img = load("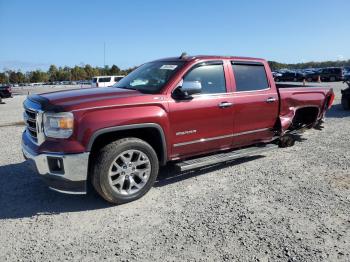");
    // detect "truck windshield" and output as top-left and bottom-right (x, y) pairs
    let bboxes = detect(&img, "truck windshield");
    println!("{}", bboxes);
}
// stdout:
(113, 61), (185, 93)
